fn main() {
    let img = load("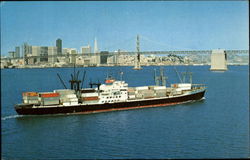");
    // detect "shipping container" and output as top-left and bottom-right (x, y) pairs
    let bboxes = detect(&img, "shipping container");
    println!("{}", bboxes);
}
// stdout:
(22, 92), (38, 97)
(154, 86), (166, 90)
(128, 87), (135, 92)
(135, 93), (143, 99)
(128, 91), (136, 95)
(40, 97), (60, 100)
(70, 101), (78, 105)
(83, 100), (99, 104)
(128, 95), (136, 99)
(63, 102), (70, 106)
(39, 92), (60, 98)
(23, 96), (39, 100)
(81, 92), (99, 97)
(23, 99), (39, 104)
(54, 89), (75, 95)
(69, 98), (79, 102)
(41, 99), (60, 106)
(138, 89), (154, 94)
(82, 96), (99, 101)
(65, 94), (77, 98)
(155, 92), (166, 97)
(80, 88), (96, 93)
(135, 86), (148, 90)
